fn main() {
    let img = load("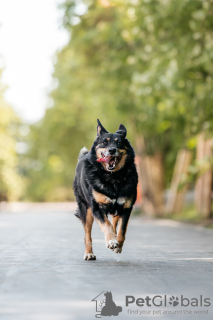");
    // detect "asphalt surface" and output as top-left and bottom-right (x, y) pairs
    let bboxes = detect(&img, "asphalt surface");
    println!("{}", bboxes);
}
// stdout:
(0, 208), (213, 320)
